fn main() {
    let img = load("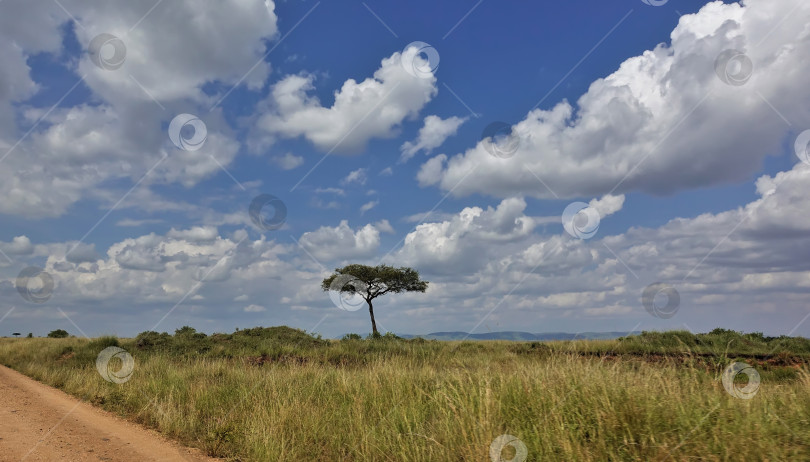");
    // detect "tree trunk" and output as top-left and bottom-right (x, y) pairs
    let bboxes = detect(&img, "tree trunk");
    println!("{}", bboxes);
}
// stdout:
(367, 298), (379, 336)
